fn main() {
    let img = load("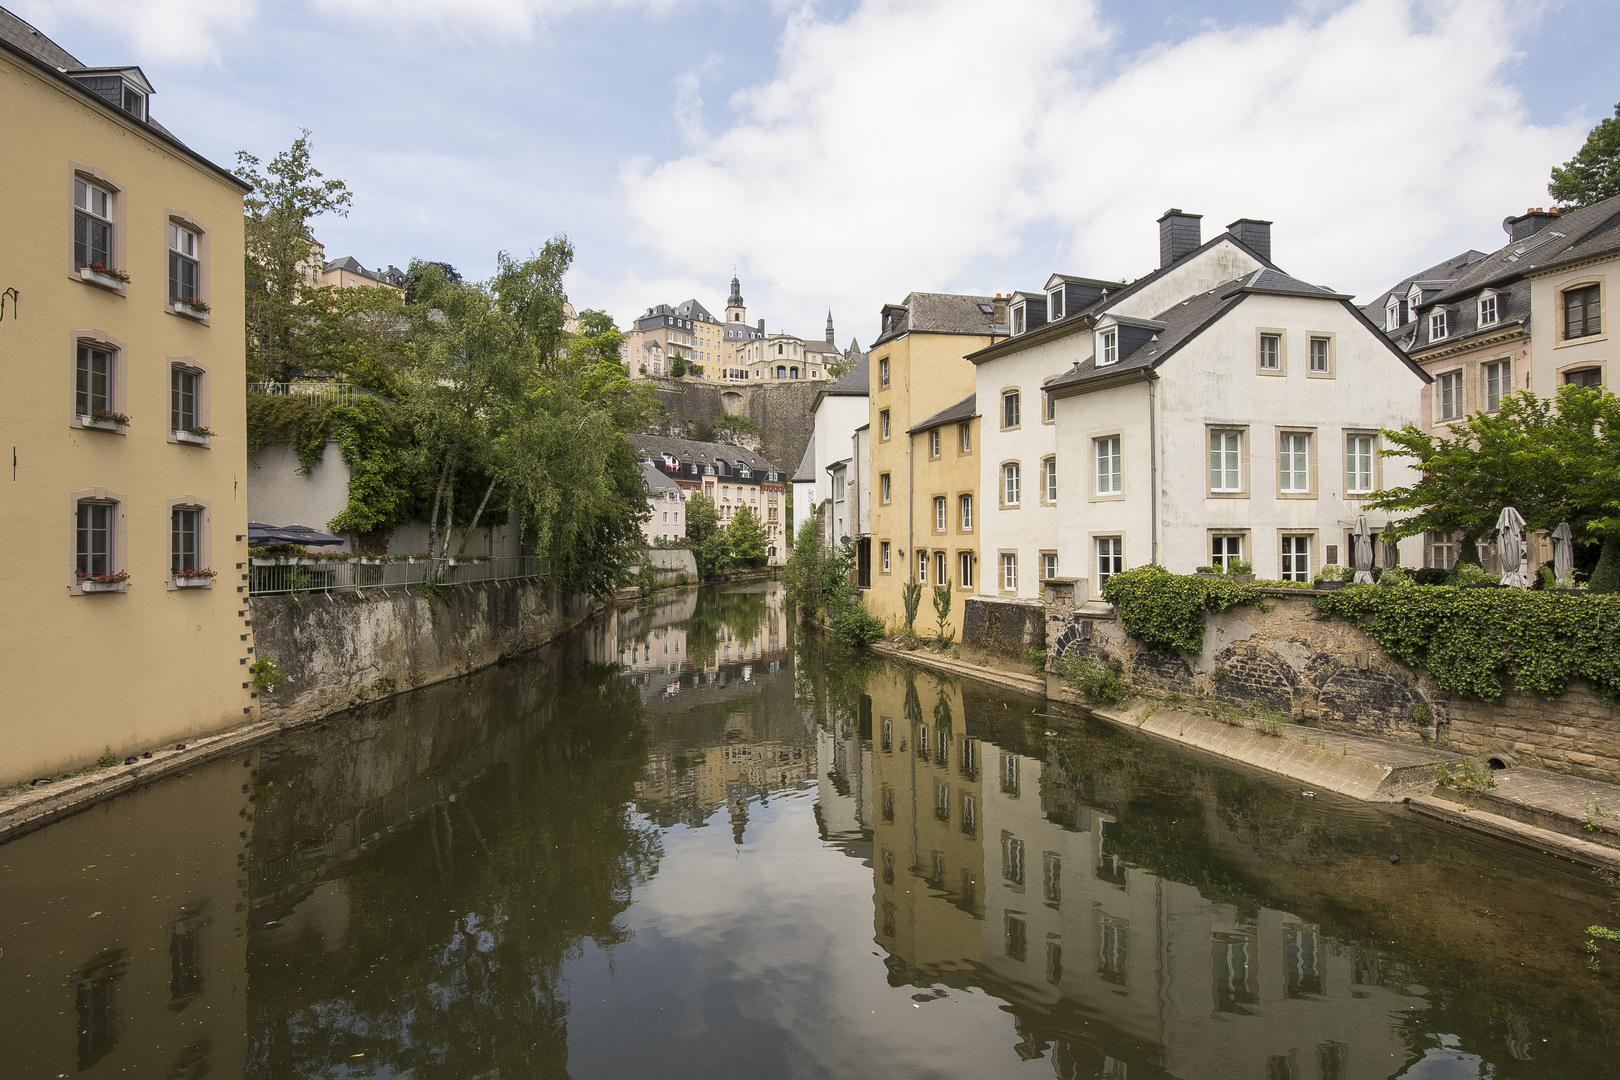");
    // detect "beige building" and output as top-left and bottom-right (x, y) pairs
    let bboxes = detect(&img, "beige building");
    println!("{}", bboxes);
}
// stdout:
(0, 12), (256, 783)
(318, 255), (405, 292)
(865, 293), (1004, 628)
(625, 297), (727, 379)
